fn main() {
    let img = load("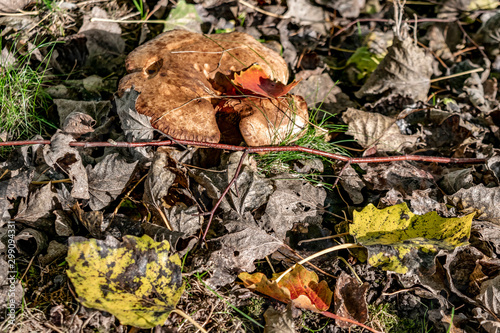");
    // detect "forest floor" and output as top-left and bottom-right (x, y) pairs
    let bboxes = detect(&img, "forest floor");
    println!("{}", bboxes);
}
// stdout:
(1, 0), (500, 332)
